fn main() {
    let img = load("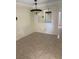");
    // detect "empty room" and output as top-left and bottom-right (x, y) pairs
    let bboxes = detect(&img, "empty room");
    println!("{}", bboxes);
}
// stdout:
(16, 0), (62, 59)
